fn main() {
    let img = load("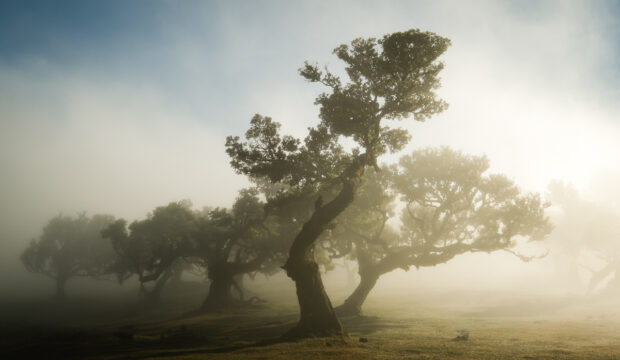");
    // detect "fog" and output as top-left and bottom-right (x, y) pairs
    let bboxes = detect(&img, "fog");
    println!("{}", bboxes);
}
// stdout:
(1, 1), (620, 357)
